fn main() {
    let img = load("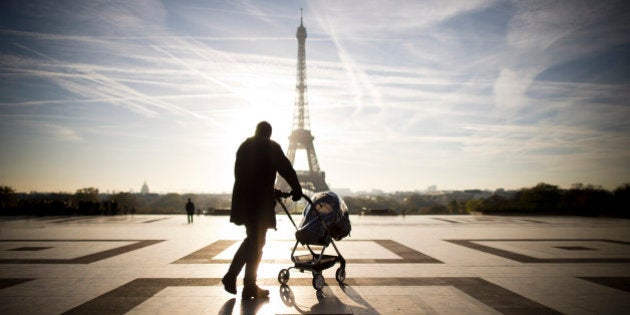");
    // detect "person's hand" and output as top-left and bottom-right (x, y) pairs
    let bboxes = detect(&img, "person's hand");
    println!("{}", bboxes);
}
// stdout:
(275, 189), (292, 198)
(291, 190), (302, 201)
